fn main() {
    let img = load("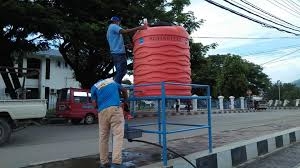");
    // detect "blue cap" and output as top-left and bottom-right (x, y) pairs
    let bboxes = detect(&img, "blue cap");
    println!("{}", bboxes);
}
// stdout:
(110, 16), (121, 22)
